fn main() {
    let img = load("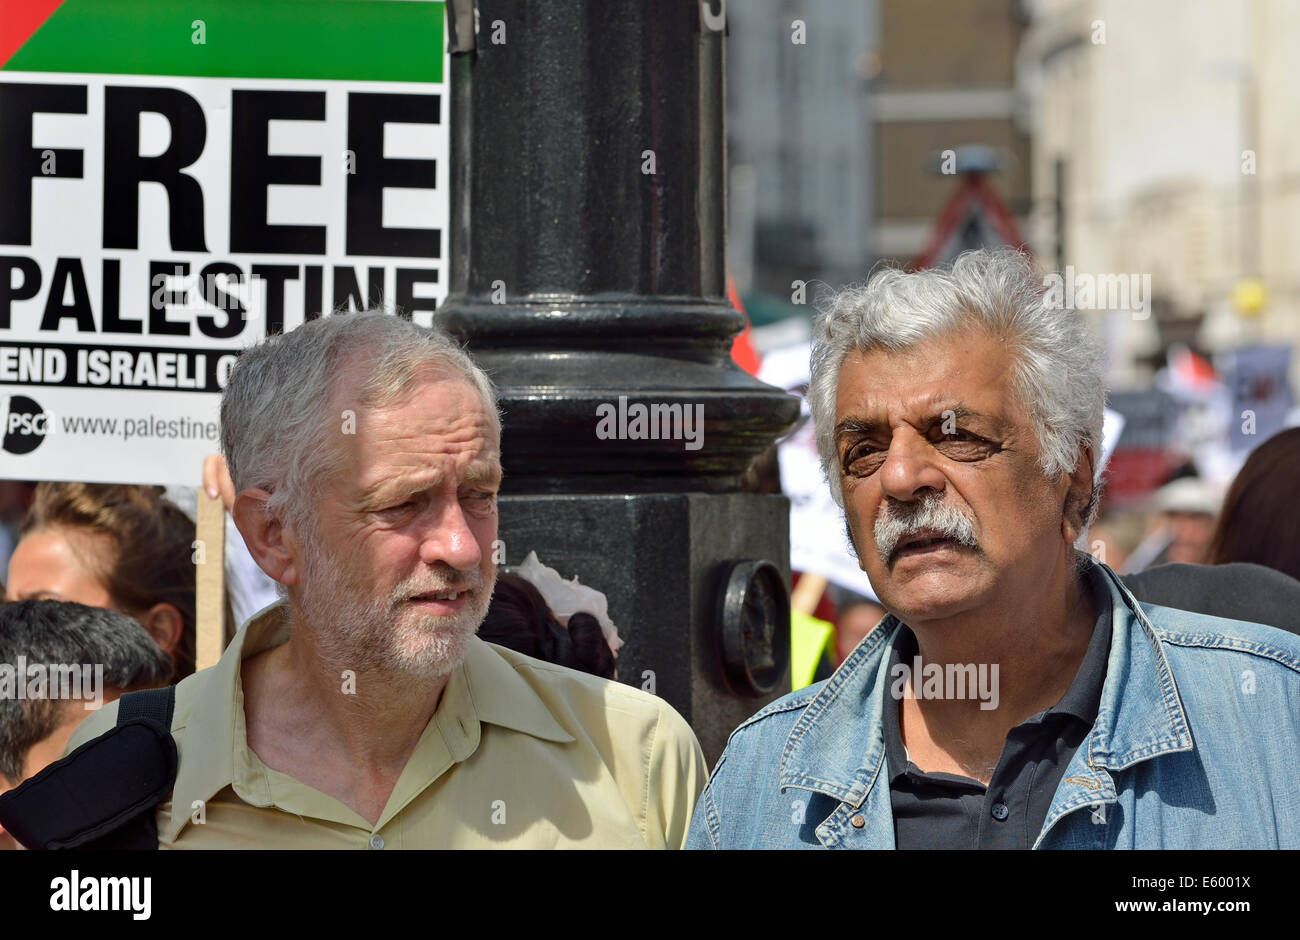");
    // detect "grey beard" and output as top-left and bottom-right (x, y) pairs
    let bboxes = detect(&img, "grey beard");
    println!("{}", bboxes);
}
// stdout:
(291, 532), (493, 681)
